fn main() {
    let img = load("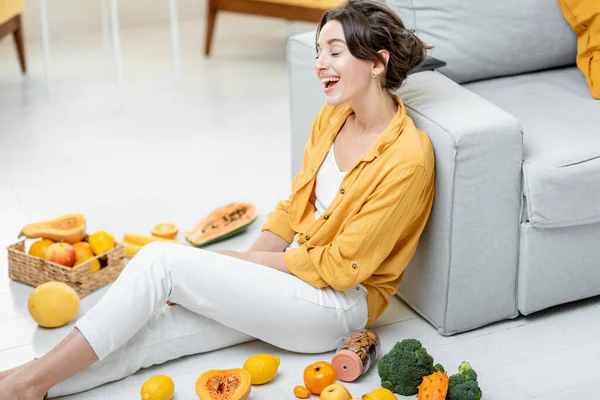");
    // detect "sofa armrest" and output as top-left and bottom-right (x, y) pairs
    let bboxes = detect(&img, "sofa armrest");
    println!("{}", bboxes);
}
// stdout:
(396, 71), (523, 335)
(287, 31), (524, 335)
